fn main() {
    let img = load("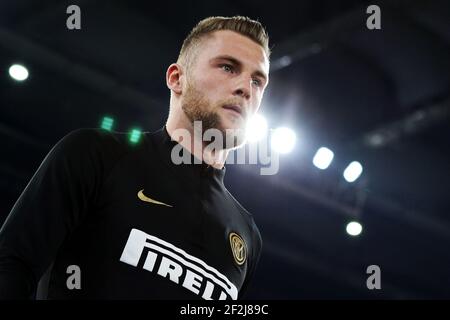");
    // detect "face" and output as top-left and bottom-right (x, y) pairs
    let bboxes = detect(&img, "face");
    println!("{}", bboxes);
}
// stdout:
(181, 30), (269, 148)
